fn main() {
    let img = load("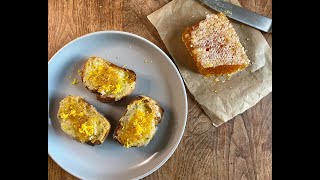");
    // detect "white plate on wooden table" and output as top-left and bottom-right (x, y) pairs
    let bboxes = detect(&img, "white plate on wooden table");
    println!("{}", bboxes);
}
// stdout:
(48, 31), (188, 180)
